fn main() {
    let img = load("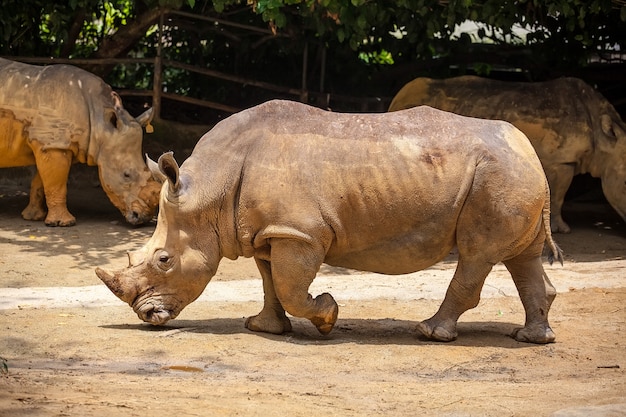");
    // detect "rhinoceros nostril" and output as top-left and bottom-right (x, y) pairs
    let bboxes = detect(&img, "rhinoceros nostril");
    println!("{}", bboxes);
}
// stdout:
(126, 211), (143, 225)
(141, 308), (171, 326)
(145, 309), (154, 321)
